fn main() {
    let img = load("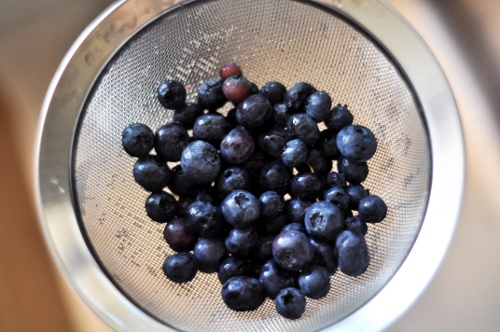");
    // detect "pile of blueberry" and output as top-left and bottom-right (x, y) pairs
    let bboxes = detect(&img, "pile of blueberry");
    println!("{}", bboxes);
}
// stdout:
(121, 64), (387, 320)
